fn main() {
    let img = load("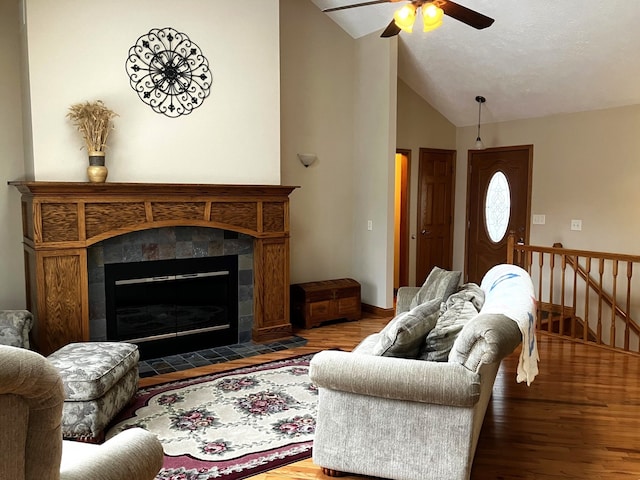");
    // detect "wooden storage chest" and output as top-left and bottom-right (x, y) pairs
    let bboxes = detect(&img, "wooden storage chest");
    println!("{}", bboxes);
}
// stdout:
(290, 278), (361, 329)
